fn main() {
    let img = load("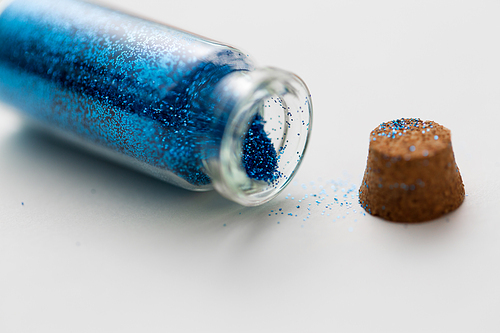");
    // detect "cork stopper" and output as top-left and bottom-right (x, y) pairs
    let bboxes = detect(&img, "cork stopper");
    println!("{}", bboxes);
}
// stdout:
(359, 118), (465, 222)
